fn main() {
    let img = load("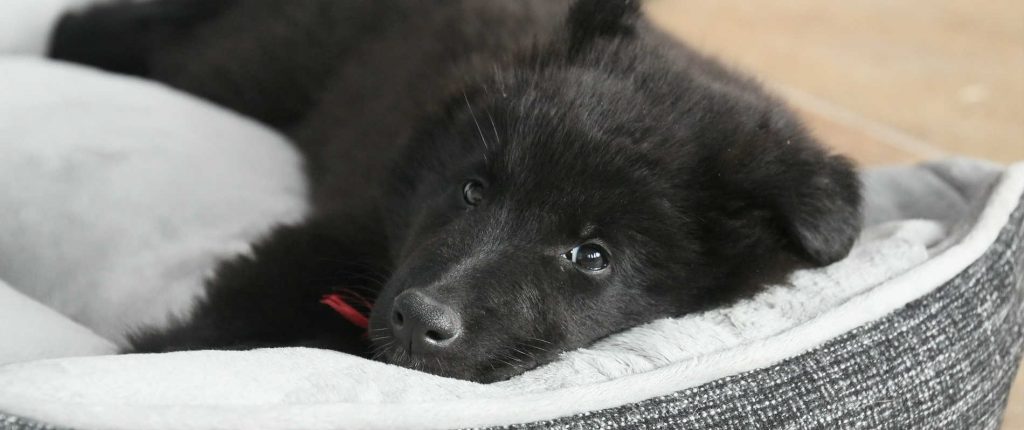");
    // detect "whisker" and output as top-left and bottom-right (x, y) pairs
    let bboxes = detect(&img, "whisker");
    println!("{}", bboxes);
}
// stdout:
(434, 357), (444, 374)
(499, 352), (523, 364)
(370, 341), (393, 360)
(369, 338), (392, 347)
(522, 343), (547, 353)
(369, 333), (393, 343)
(507, 346), (532, 362)
(486, 111), (501, 147)
(462, 90), (490, 164)
(492, 64), (507, 98)
(493, 358), (515, 368)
